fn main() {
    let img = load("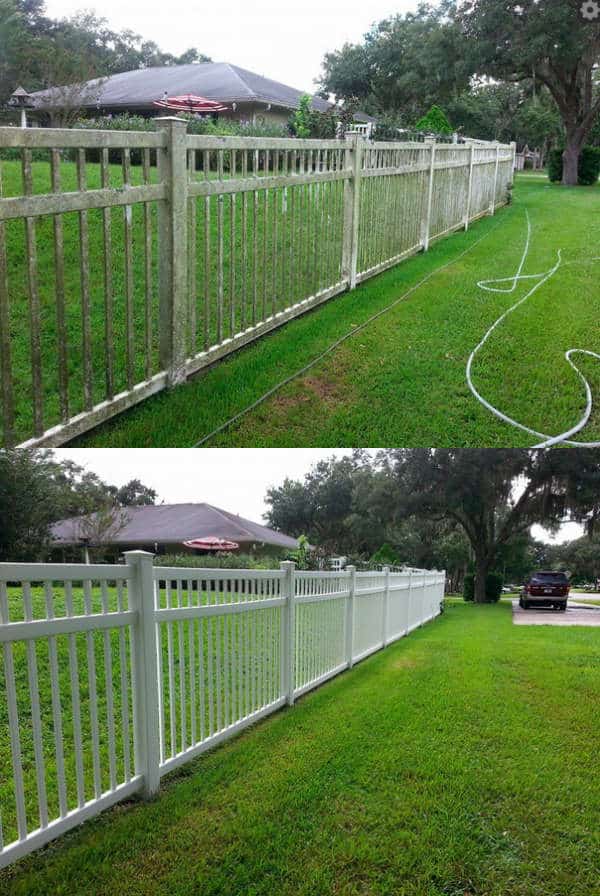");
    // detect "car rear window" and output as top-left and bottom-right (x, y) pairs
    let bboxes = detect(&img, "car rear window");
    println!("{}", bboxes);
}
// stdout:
(531, 572), (568, 584)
